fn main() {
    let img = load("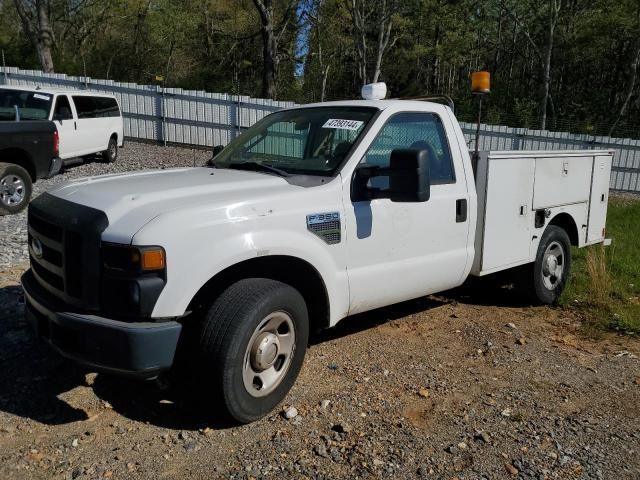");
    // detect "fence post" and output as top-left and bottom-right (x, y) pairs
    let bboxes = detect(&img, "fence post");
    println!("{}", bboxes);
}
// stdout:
(1, 50), (7, 85)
